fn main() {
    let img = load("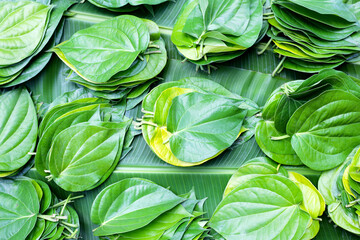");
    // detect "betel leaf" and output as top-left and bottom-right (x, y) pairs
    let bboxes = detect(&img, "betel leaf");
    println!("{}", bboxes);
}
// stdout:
(202, 0), (251, 36)
(154, 87), (195, 126)
(34, 179), (52, 213)
(171, 0), (263, 63)
(223, 157), (287, 197)
(149, 127), (209, 167)
(91, 178), (185, 236)
(255, 120), (302, 165)
(118, 204), (192, 240)
(35, 103), (106, 176)
(26, 218), (45, 240)
(277, 0), (358, 23)
(209, 175), (311, 240)
(0, 88), (37, 172)
(288, 171), (325, 219)
(0, 178), (39, 240)
(287, 90), (360, 171)
(38, 97), (107, 136)
(274, 95), (304, 133)
(49, 121), (130, 192)
(0, 1), (51, 65)
(166, 92), (247, 163)
(88, 0), (169, 8)
(261, 80), (304, 120)
(52, 15), (149, 83)
(319, 148), (360, 235)
(300, 219), (319, 240)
